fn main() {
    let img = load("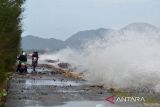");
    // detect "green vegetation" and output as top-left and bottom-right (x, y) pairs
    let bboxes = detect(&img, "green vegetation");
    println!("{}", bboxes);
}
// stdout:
(0, 0), (25, 105)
